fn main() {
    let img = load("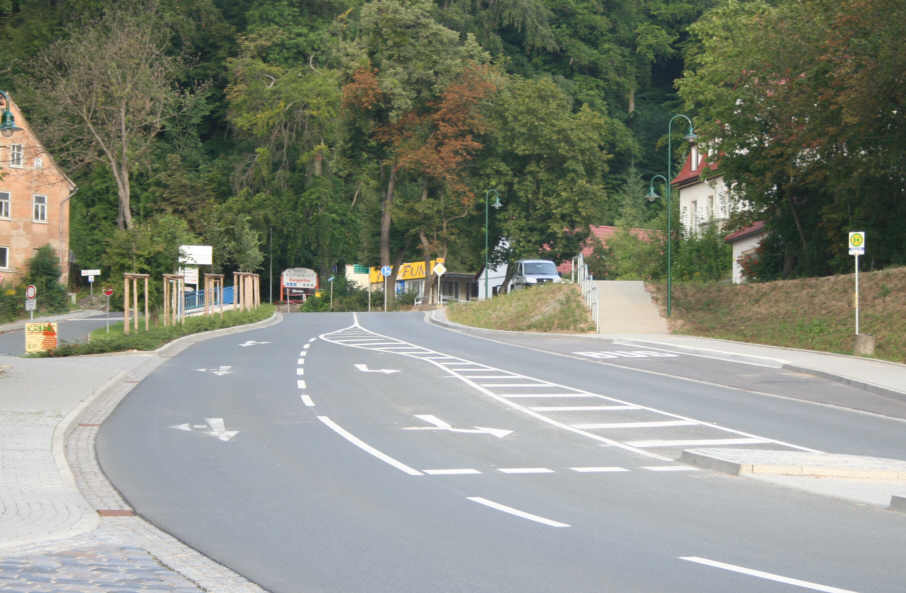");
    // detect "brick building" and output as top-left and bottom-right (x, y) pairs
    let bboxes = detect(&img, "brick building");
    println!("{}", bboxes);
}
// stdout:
(0, 92), (76, 286)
